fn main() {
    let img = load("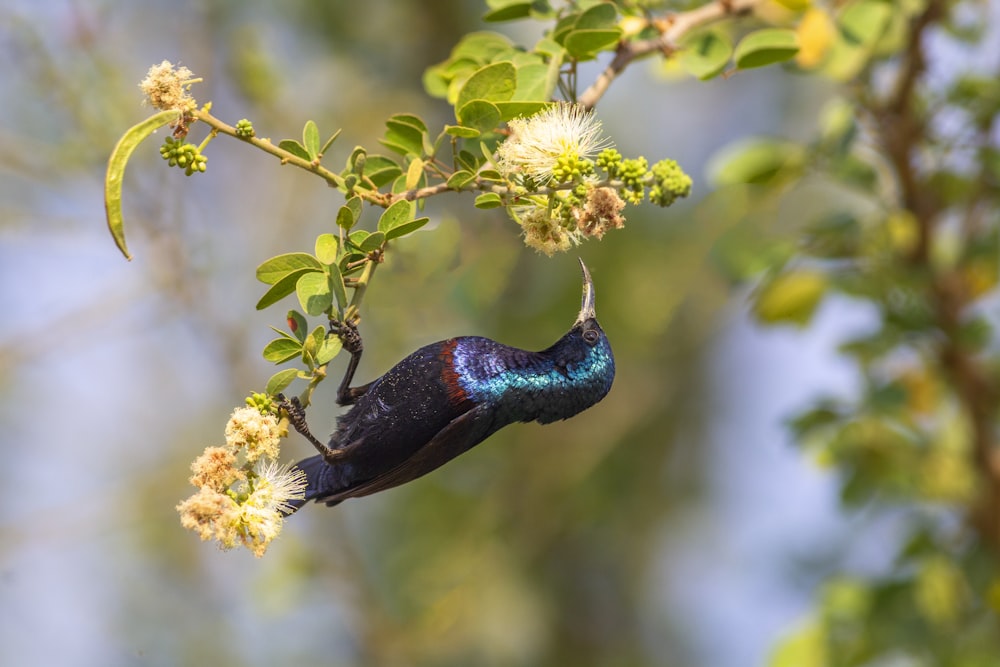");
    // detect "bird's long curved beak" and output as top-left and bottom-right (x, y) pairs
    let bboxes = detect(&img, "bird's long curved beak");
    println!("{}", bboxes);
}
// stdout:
(576, 258), (597, 324)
